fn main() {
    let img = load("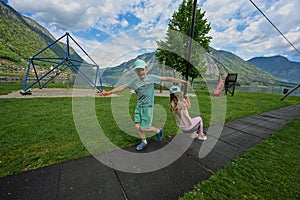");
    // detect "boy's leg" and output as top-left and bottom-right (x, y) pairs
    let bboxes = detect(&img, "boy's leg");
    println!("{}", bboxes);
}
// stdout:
(139, 106), (163, 141)
(141, 127), (163, 141)
(135, 123), (146, 141)
(140, 126), (159, 132)
(134, 106), (145, 139)
(134, 106), (150, 151)
(135, 122), (149, 151)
